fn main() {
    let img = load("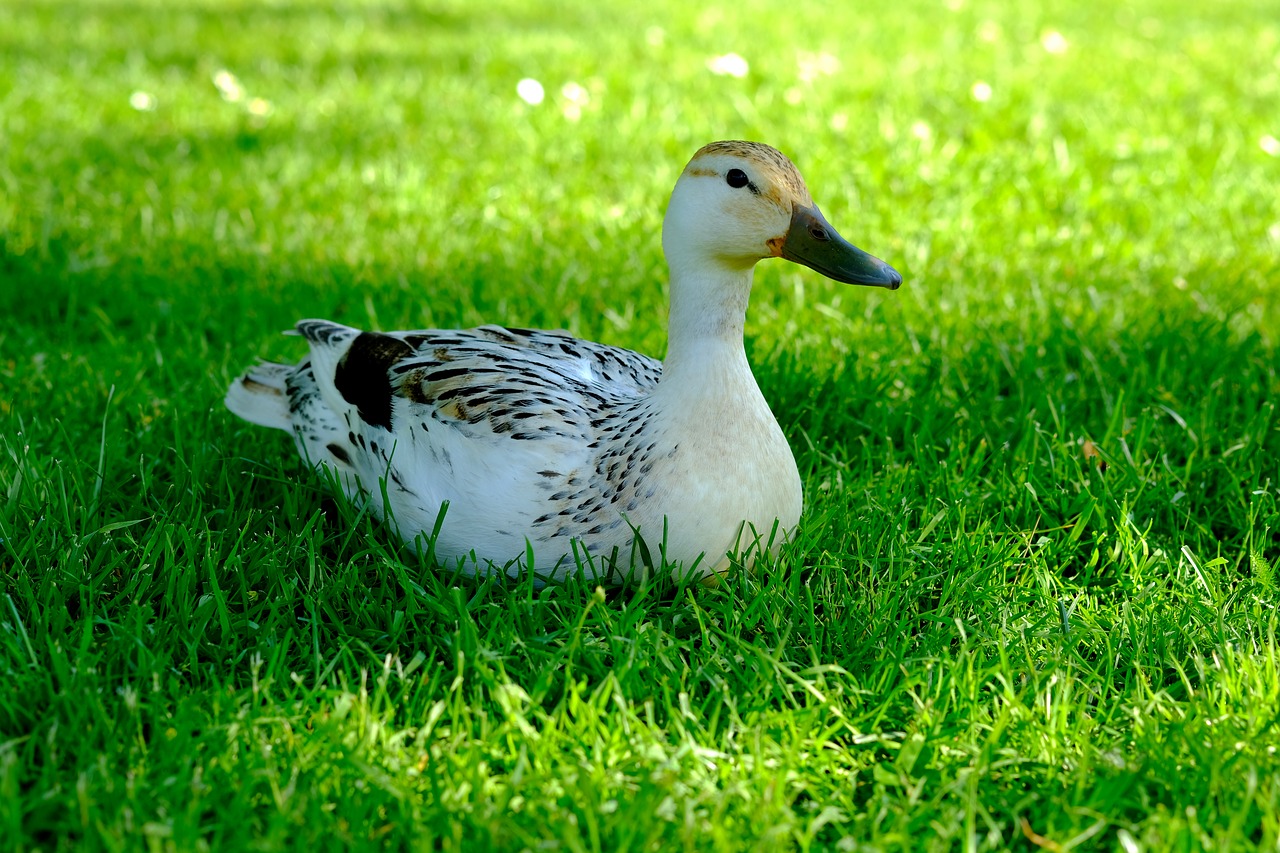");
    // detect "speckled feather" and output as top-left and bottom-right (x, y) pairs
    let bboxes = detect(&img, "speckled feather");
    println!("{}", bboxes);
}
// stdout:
(259, 320), (672, 579)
